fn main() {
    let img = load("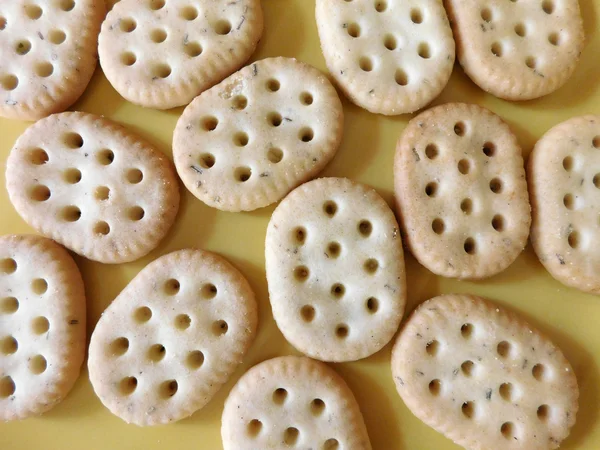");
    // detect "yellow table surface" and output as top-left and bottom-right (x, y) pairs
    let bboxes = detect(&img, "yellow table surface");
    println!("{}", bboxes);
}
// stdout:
(1, 1), (600, 449)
